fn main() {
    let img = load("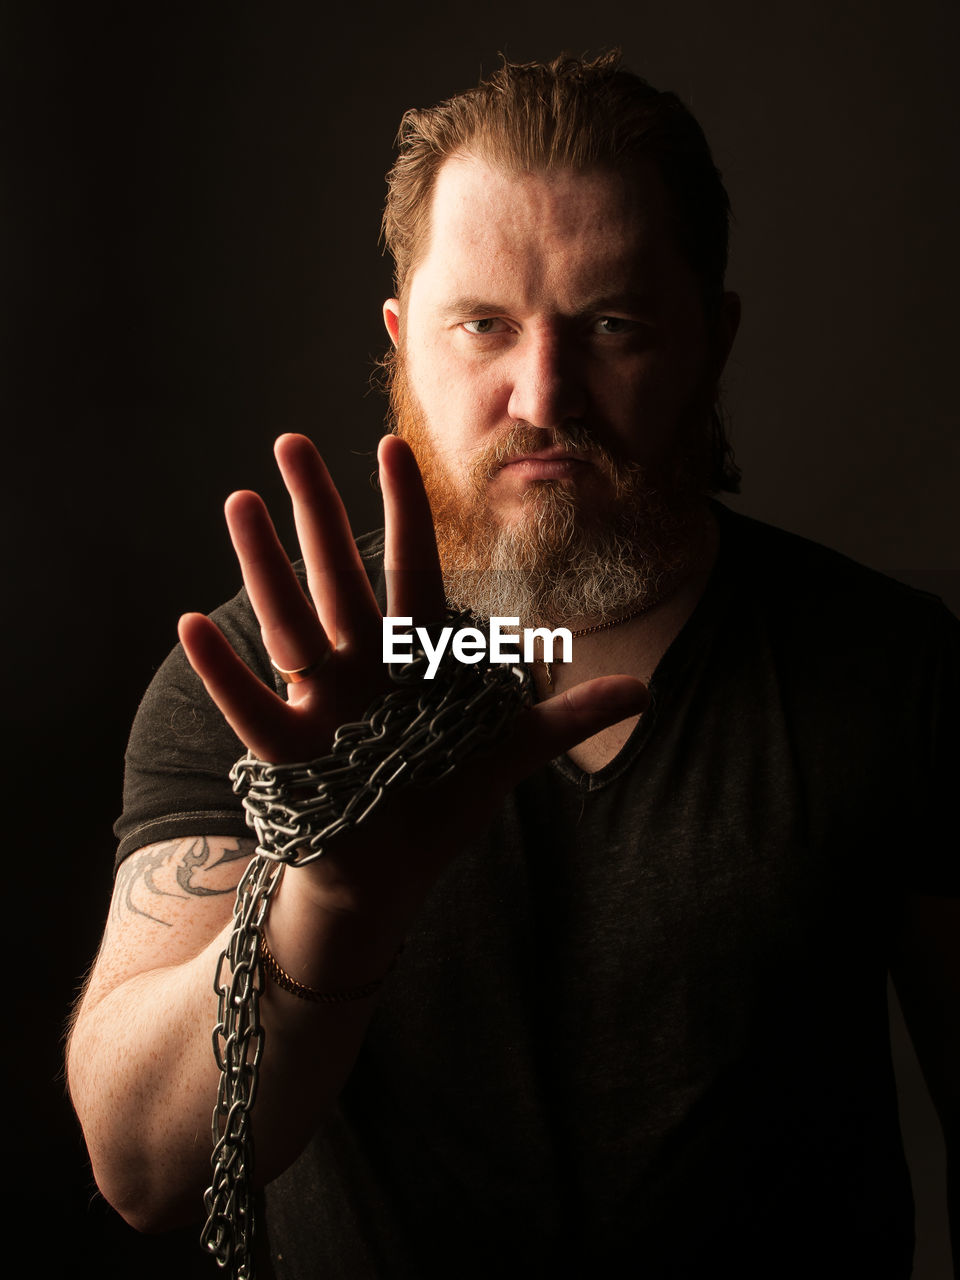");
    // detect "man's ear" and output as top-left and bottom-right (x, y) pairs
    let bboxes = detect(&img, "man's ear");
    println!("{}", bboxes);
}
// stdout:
(383, 299), (401, 347)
